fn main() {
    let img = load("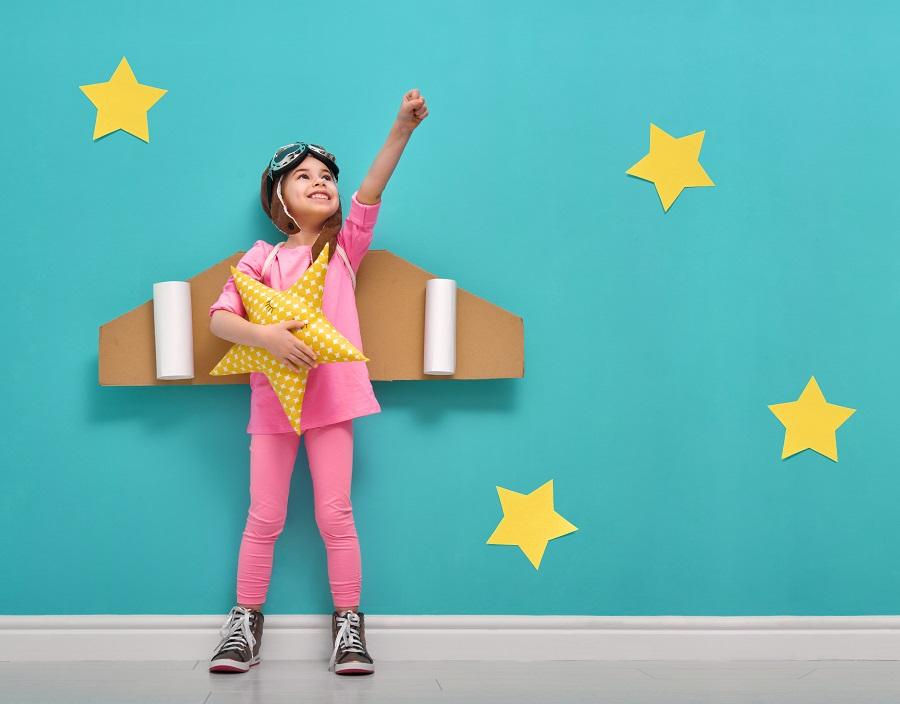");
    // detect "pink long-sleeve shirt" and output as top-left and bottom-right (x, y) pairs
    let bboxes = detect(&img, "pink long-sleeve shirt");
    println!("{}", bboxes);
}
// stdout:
(208, 189), (382, 434)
